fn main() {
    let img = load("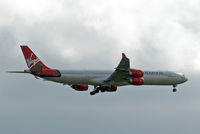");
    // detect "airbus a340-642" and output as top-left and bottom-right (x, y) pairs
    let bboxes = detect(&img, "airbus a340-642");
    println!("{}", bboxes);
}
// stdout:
(8, 46), (188, 95)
